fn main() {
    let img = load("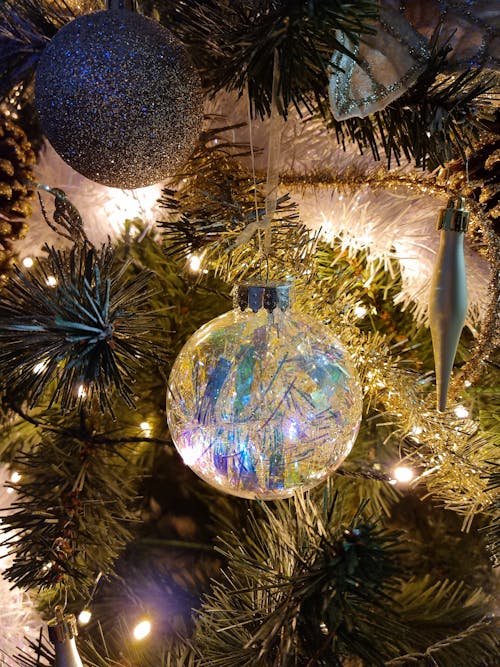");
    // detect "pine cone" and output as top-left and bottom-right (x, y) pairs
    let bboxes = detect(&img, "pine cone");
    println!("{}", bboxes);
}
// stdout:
(0, 115), (36, 220)
(0, 115), (35, 282)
